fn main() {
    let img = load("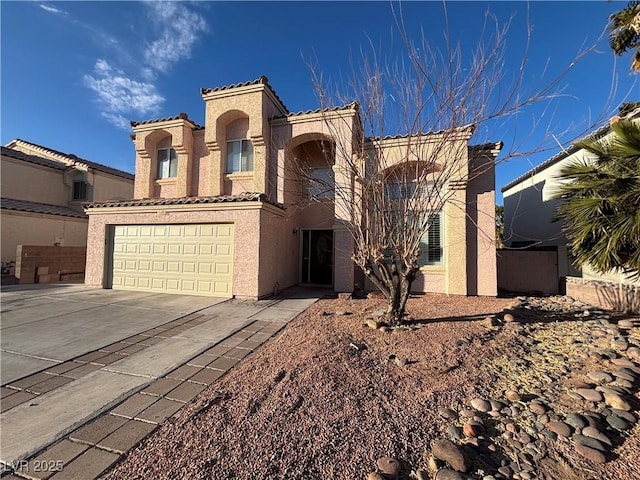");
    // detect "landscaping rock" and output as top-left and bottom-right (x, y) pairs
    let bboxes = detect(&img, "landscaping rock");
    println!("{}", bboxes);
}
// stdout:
(581, 426), (612, 446)
(587, 371), (613, 383)
(367, 473), (386, 480)
(376, 457), (400, 480)
(528, 402), (546, 415)
(606, 414), (632, 431)
(446, 425), (465, 441)
(470, 398), (491, 413)
(436, 468), (465, 480)
(505, 389), (521, 402)
(545, 421), (572, 438)
(565, 413), (588, 430)
(573, 434), (608, 452)
(602, 391), (631, 411)
(574, 444), (606, 463)
(366, 319), (380, 329)
(575, 388), (603, 402)
(432, 439), (470, 473)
